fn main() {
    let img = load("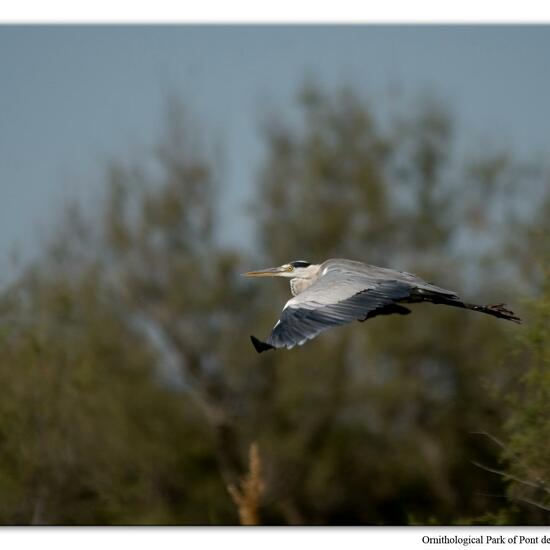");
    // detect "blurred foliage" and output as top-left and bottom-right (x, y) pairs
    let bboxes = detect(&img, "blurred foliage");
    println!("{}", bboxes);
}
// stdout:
(0, 85), (548, 525)
(500, 271), (550, 523)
